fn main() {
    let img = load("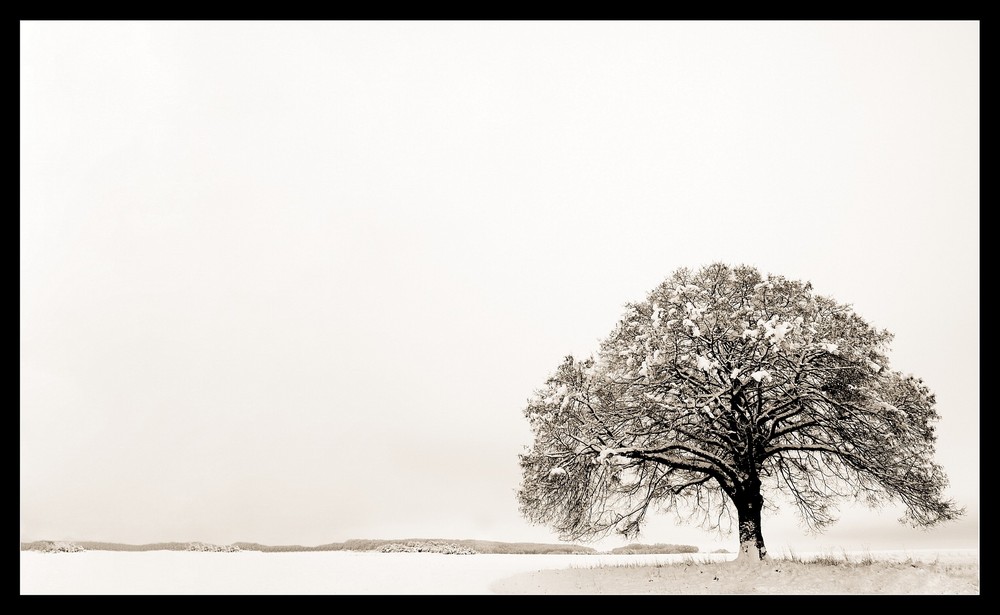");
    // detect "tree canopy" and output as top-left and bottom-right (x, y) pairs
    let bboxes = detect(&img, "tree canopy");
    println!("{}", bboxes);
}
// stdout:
(518, 263), (962, 559)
